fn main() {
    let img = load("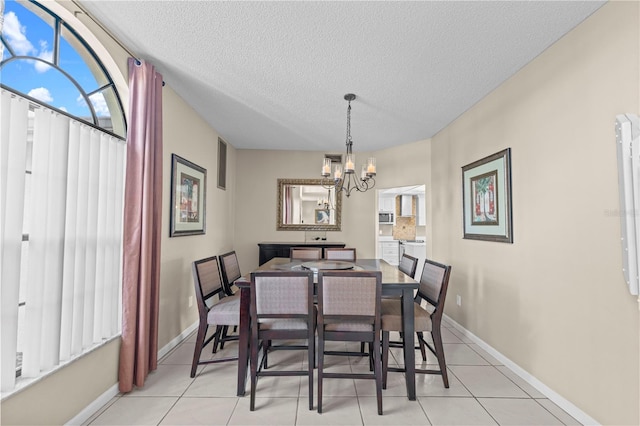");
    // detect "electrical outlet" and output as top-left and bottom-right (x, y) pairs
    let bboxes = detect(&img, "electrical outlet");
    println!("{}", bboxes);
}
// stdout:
(188, 296), (193, 307)
(456, 295), (462, 306)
